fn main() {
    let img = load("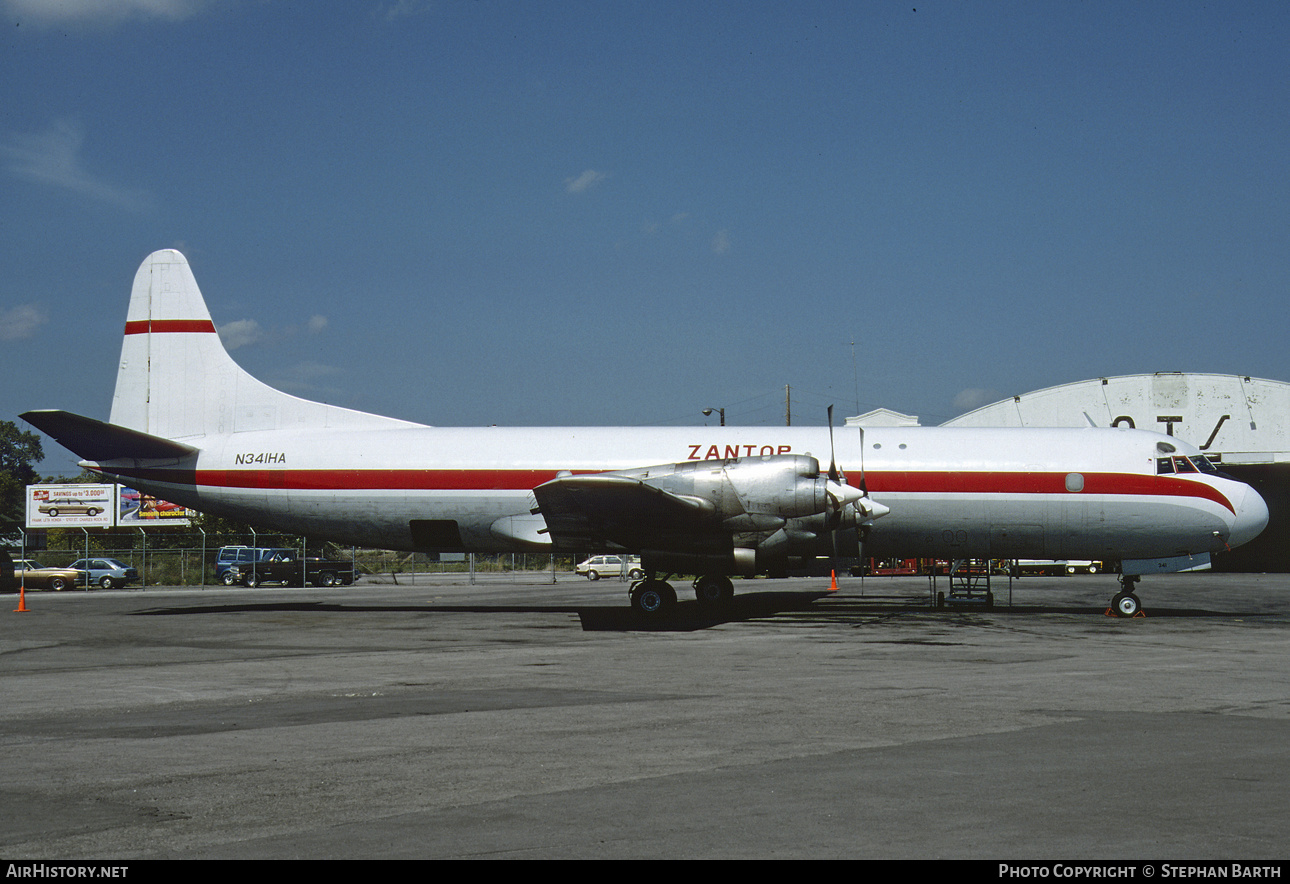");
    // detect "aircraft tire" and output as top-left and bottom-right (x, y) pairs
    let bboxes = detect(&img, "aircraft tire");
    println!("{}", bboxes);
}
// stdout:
(1111, 591), (1141, 617)
(631, 581), (676, 617)
(693, 575), (734, 606)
